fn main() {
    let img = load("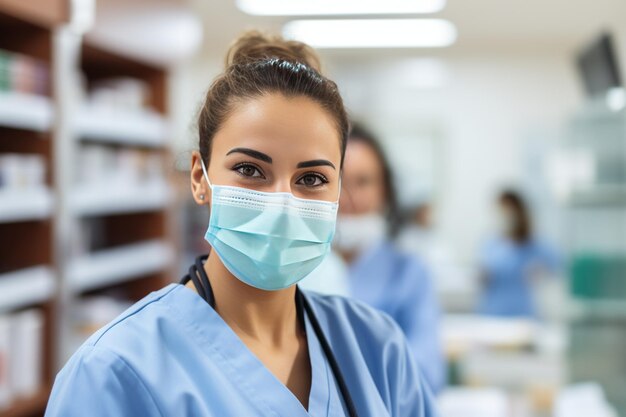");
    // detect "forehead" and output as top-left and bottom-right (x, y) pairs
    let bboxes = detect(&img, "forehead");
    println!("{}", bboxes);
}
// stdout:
(211, 93), (341, 161)
(343, 140), (383, 174)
